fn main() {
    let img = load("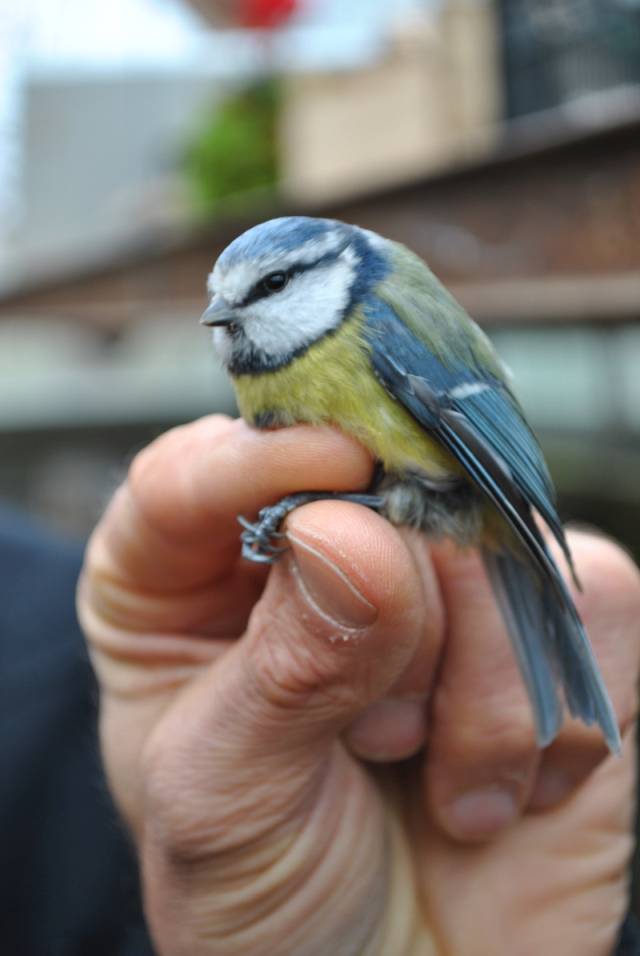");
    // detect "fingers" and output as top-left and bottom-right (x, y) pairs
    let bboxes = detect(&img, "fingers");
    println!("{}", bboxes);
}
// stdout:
(95, 415), (373, 593)
(424, 533), (640, 842)
(425, 542), (541, 841)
